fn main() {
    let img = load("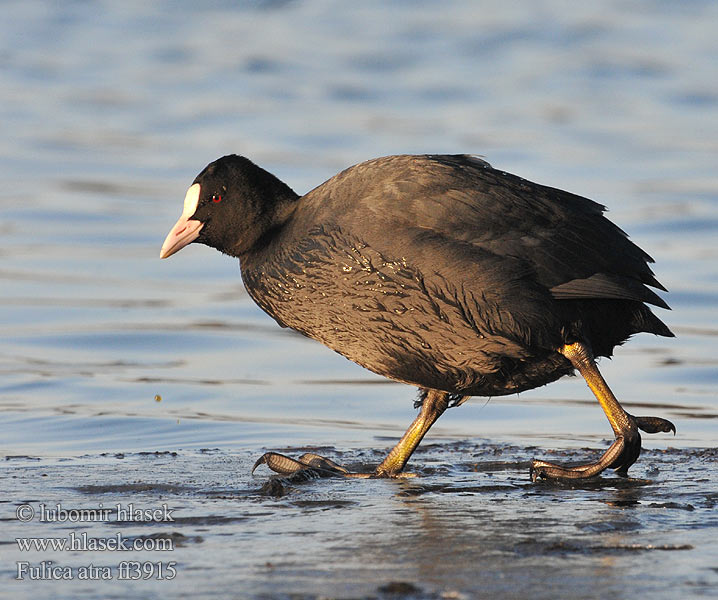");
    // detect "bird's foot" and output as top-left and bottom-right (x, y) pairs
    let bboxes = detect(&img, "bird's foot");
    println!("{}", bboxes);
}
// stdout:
(633, 415), (676, 435)
(530, 413), (675, 481)
(252, 451), (416, 479)
(252, 452), (368, 478)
